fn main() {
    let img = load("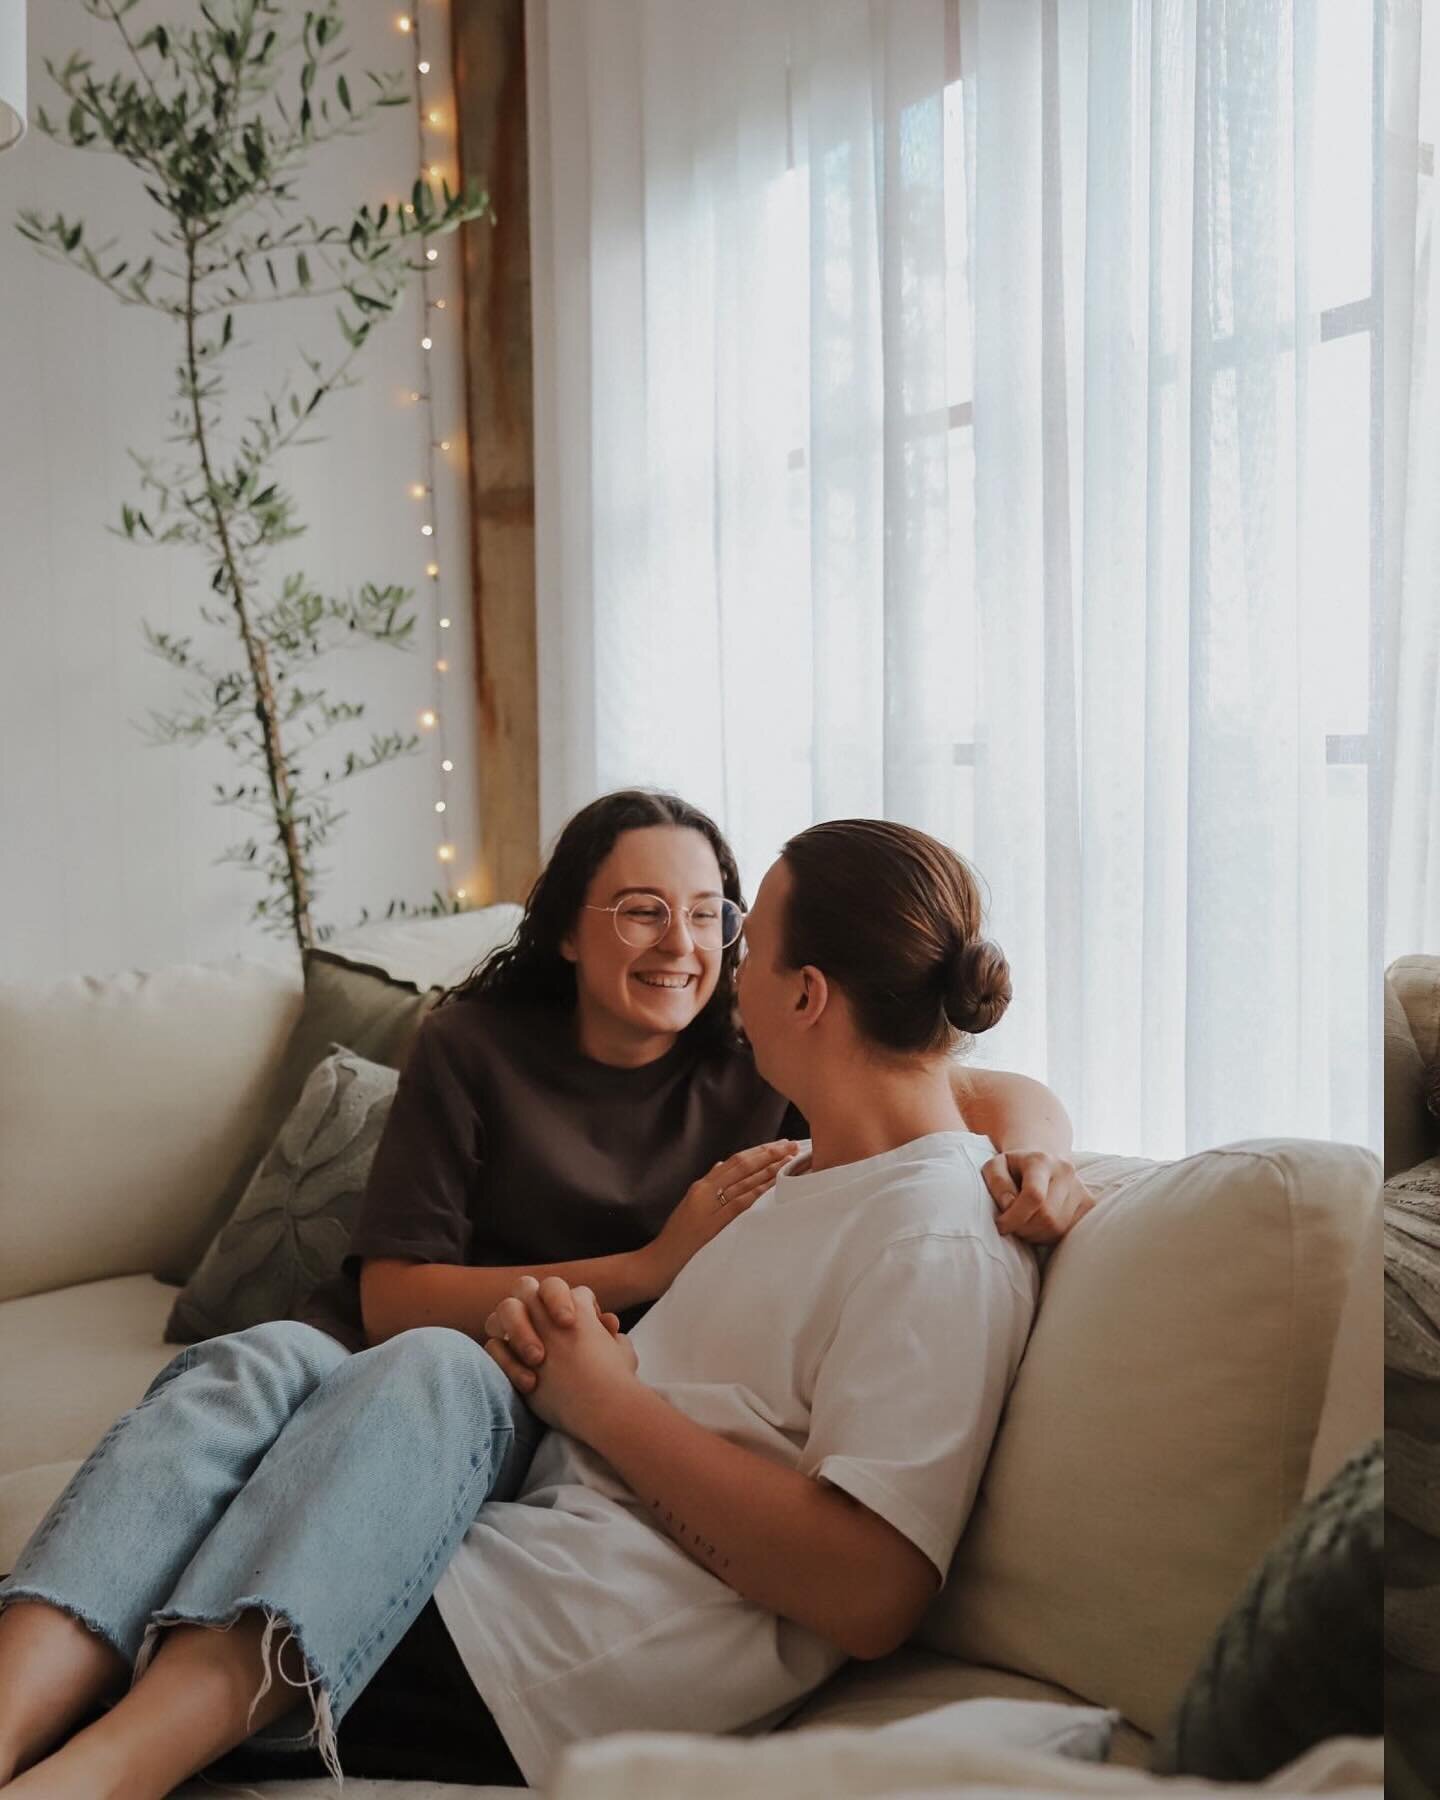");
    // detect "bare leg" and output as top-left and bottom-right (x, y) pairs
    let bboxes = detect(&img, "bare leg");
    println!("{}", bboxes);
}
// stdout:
(6, 1610), (308, 1800)
(0, 1600), (128, 1784)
